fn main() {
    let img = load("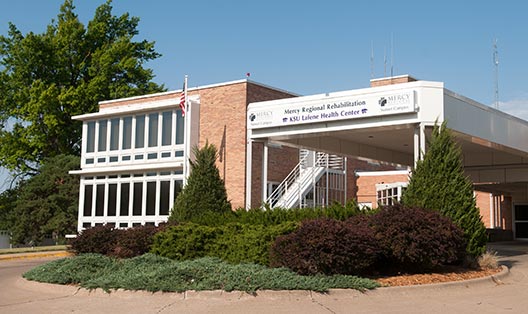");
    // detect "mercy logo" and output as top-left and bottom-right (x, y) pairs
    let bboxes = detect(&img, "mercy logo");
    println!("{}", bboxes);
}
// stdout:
(249, 111), (272, 121)
(380, 93), (412, 107)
